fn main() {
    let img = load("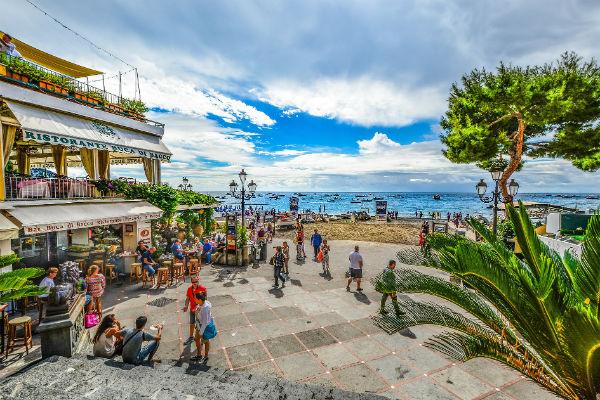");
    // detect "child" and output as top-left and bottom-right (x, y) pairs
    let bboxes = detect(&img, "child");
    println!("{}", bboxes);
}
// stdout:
(192, 291), (217, 363)
(282, 241), (290, 275)
(295, 232), (304, 260)
(320, 239), (330, 276)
